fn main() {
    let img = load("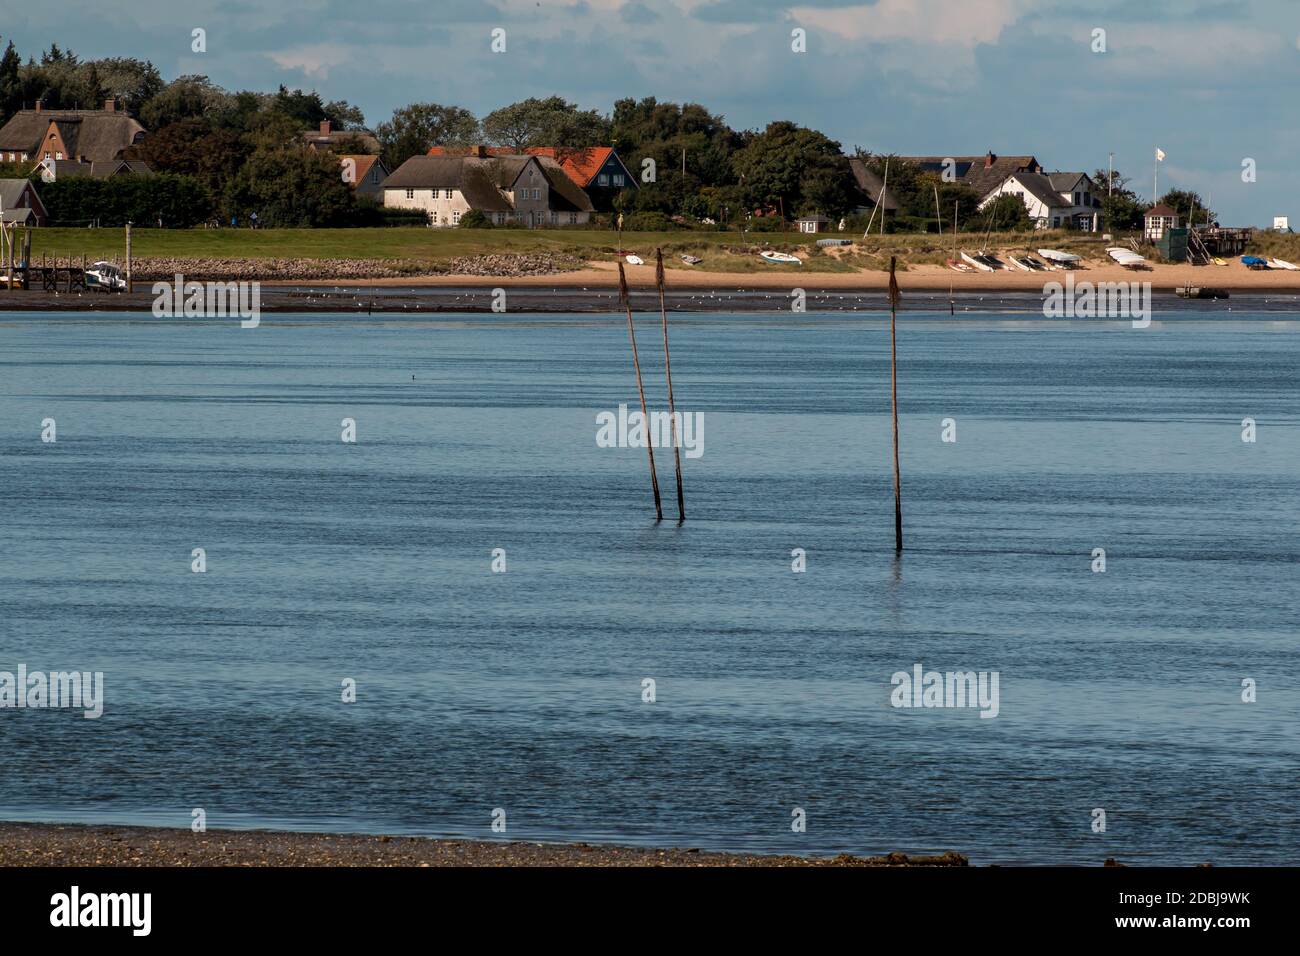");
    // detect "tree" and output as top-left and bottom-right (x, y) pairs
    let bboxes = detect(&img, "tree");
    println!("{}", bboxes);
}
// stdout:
(1092, 167), (1144, 232)
(376, 103), (479, 168)
(0, 41), (22, 123)
(731, 121), (854, 219)
(982, 193), (1033, 231)
(226, 143), (356, 226)
(323, 99), (365, 130)
(610, 96), (740, 190)
(140, 75), (231, 129)
(1159, 189), (1215, 227)
(482, 96), (610, 149)
(92, 57), (164, 113)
